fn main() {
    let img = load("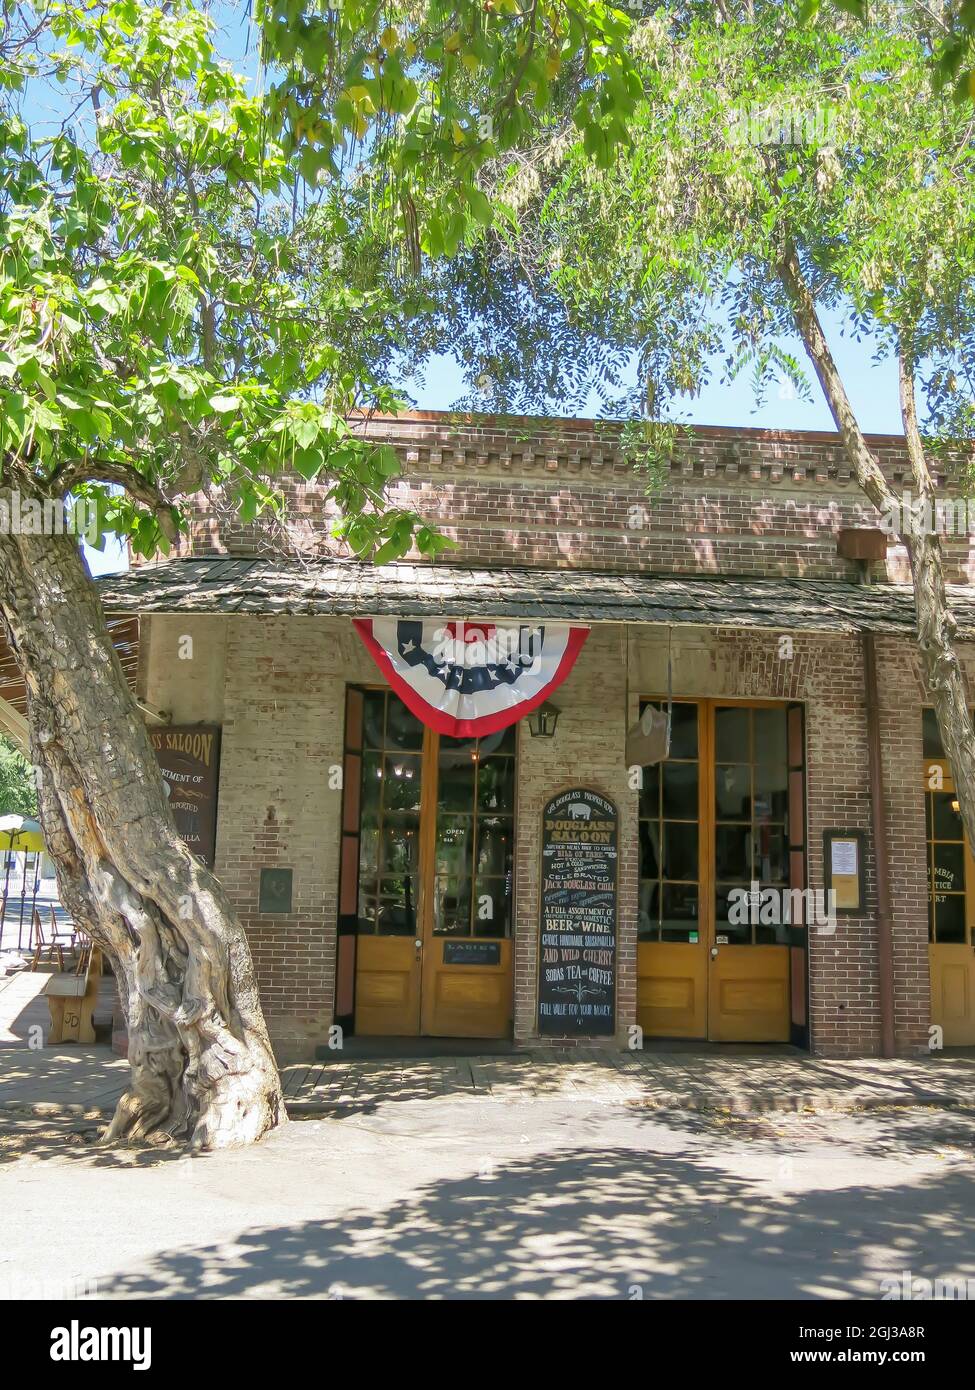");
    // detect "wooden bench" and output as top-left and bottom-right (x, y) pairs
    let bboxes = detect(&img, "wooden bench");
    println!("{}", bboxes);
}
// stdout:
(43, 943), (102, 1044)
